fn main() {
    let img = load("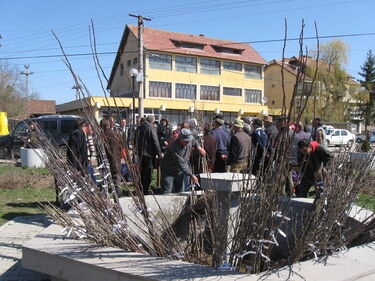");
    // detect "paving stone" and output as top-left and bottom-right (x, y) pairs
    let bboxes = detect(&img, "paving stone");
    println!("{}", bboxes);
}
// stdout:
(0, 215), (51, 281)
